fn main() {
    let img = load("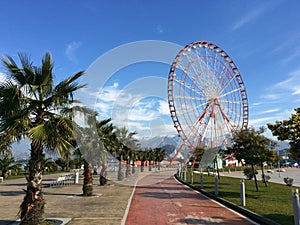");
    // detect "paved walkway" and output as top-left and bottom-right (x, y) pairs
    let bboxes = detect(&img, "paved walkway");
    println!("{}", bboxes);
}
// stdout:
(0, 172), (136, 225)
(219, 167), (300, 187)
(1, 168), (299, 225)
(125, 171), (257, 225)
